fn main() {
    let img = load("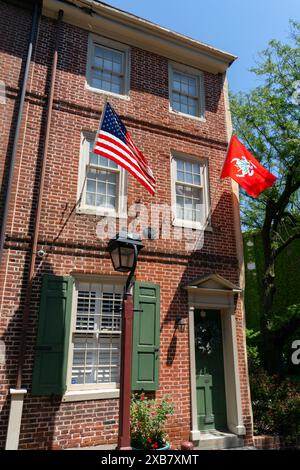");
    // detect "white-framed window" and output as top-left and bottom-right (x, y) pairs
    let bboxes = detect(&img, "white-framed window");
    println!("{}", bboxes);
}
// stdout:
(67, 279), (124, 391)
(77, 133), (127, 216)
(169, 62), (205, 119)
(86, 34), (130, 98)
(171, 153), (210, 229)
